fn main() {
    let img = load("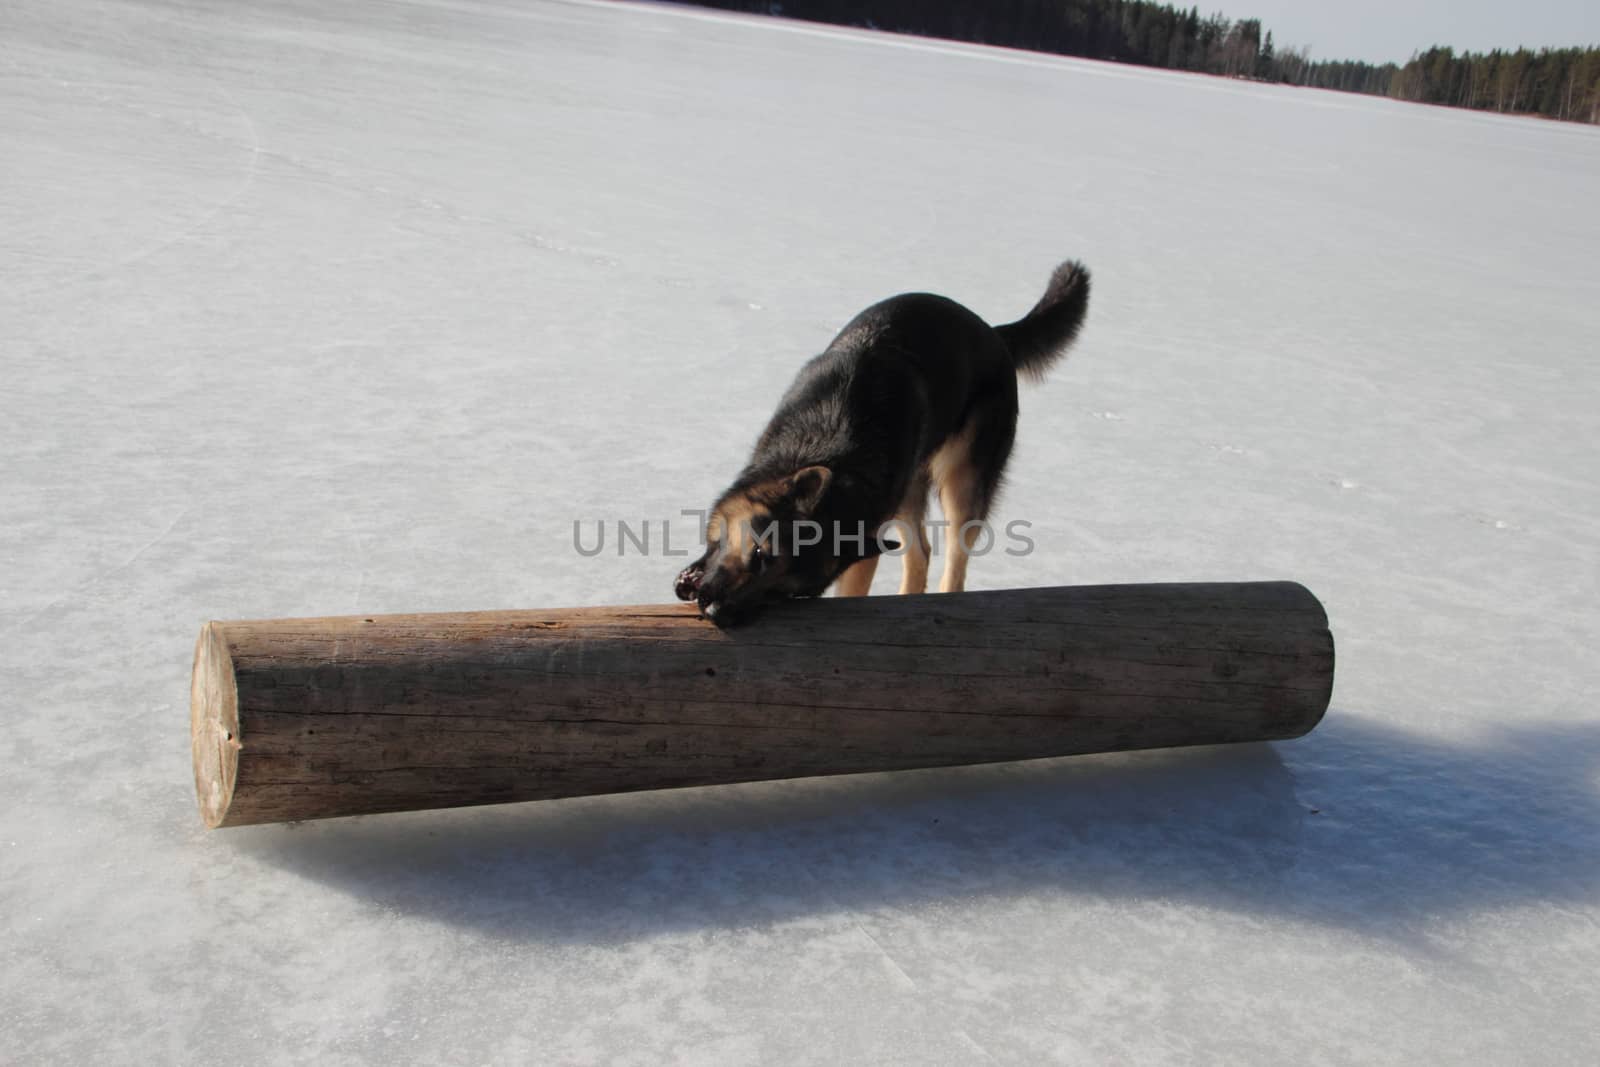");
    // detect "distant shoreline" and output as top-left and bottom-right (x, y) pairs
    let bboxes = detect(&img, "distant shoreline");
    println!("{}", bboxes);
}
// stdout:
(672, 1), (1600, 125)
